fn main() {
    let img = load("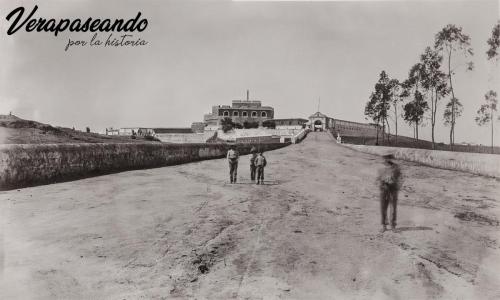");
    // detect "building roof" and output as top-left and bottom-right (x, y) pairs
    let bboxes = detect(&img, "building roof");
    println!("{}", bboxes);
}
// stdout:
(334, 118), (377, 127)
(153, 128), (193, 134)
(232, 100), (262, 107)
(272, 118), (308, 122)
(309, 111), (329, 118)
(217, 106), (274, 110)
